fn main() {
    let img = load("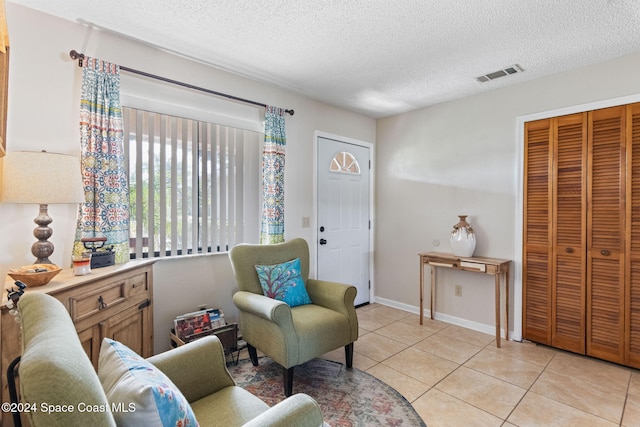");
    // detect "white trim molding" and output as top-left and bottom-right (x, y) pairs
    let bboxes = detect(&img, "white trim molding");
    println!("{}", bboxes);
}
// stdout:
(375, 296), (510, 339)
